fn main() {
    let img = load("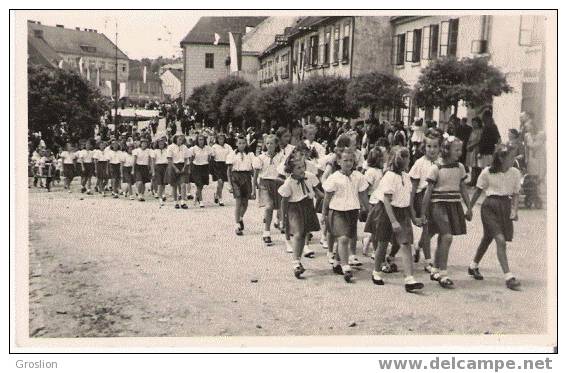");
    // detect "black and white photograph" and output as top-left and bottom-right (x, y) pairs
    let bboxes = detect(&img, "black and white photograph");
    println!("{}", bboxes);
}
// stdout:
(11, 9), (557, 351)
